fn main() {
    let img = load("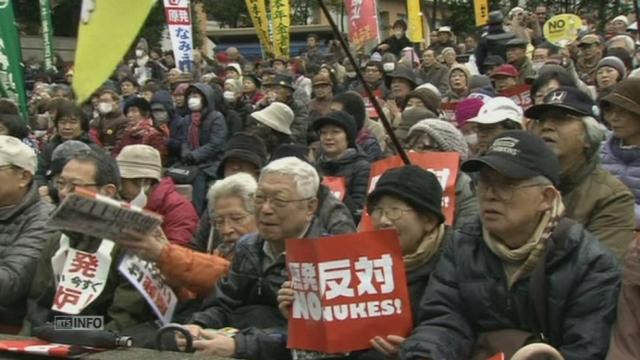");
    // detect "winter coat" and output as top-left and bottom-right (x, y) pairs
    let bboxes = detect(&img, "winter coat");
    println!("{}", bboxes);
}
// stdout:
(400, 217), (620, 360)
(182, 83), (228, 178)
(377, 35), (414, 57)
(357, 129), (384, 163)
(146, 177), (198, 246)
(514, 58), (535, 85)
(418, 64), (450, 95)
(112, 118), (167, 162)
(35, 133), (102, 187)
(89, 110), (129, 152)
(22, 232), (155, 334)
(560, 154), (636, 260)
(288, 98), (310, 145)
(475, 27), (516, 73)
(226, 99), (254, 137)
(601, 135), (640, 229)
(427, 40), (458, 55)
(0, 183), (54, 326)
(151, 90), (188, 166)
(454, 172), (479, 230)
(316, 148), (372, 219)
(190, 223), (326, 360)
